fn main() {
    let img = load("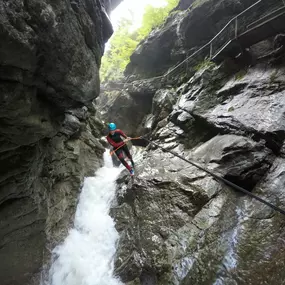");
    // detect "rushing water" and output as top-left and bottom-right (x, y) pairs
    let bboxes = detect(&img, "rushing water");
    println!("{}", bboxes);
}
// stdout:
(47, 151), (124, 285)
